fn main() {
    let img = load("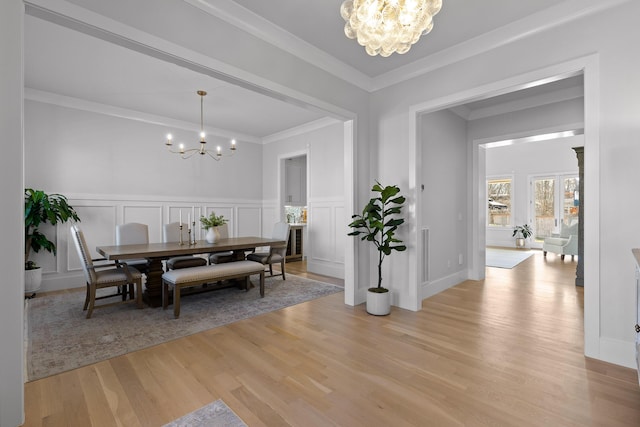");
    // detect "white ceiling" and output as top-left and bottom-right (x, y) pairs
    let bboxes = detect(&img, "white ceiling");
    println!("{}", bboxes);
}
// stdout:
(24, 0), (596, 142)
(227, 0), (563, 78)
